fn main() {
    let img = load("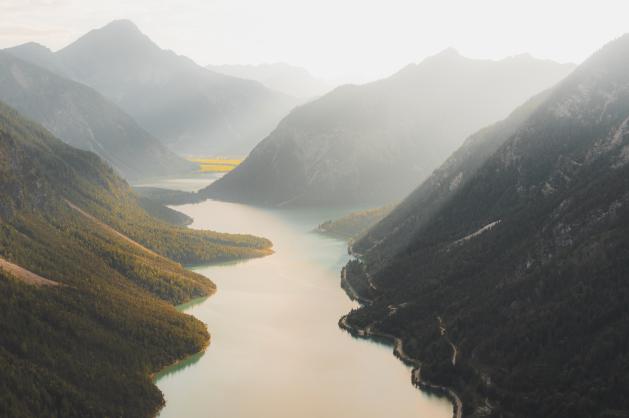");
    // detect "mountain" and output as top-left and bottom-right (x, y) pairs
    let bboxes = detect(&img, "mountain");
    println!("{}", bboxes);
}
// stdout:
(4, 42), (71, 77)
(343, 35), (629, 417)
(49, 20), (297, 155)
(353, 88), (551, 260)
(0, 100), (272, 417)
(203, 50), (575, 207)
(317, 205), (394, 240)
(0, 51), (194, 180)
(207, 62), (333, 98)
